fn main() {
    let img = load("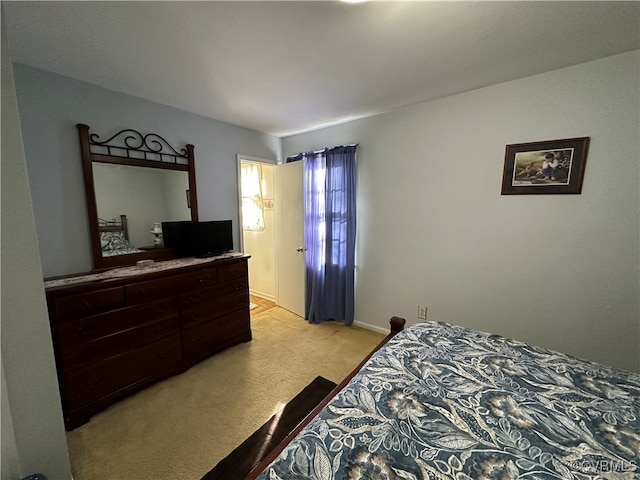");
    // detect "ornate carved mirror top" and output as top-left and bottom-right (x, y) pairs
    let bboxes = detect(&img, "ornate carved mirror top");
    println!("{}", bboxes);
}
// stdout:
(77, 124), (199, 271)
(87, 127), (191, 165)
